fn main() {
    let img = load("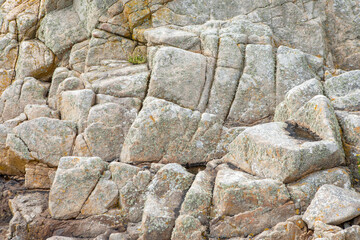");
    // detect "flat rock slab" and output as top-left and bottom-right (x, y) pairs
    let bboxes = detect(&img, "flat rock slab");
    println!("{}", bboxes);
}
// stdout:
(223, 122), (343, 183)
(303, 184), (360, 229)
